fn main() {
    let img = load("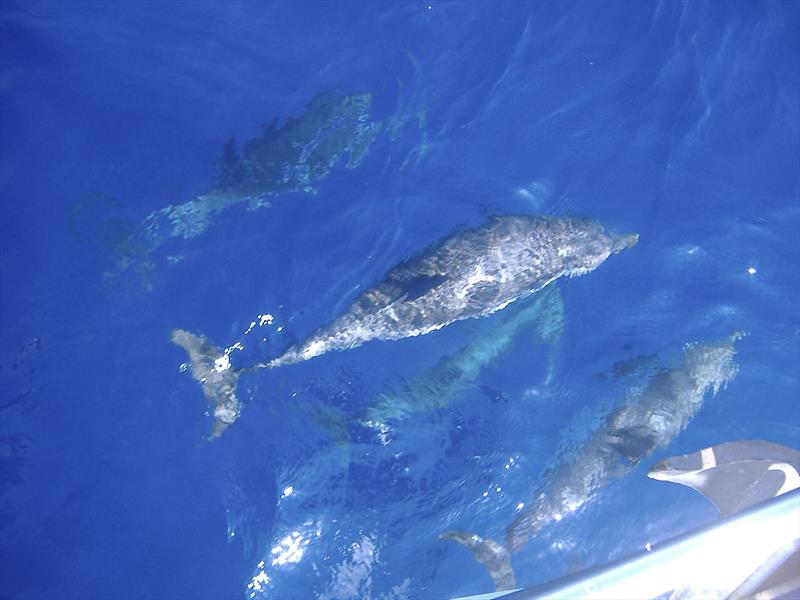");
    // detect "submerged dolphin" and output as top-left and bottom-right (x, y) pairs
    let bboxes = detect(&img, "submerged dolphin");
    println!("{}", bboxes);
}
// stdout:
(443, 332), (744, 591)
(362, 283), (564, 429)
(172, 215), (637, 438)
